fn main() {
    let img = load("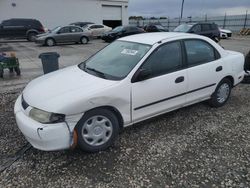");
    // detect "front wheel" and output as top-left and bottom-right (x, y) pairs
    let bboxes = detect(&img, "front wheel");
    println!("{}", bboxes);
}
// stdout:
(45, 38), (55, 46)
(76, 109), (119, 152)
(209, 78), (232, 107)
